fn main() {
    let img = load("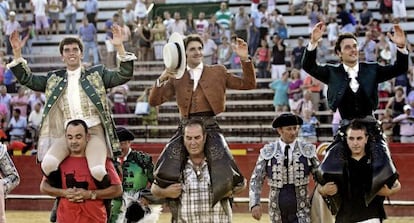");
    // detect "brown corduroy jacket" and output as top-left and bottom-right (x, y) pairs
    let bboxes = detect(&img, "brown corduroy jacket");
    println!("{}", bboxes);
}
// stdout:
(149, 61), (256, 117)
